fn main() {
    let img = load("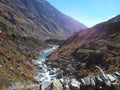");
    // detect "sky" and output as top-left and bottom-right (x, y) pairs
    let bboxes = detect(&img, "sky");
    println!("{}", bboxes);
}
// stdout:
(47, 0), (120, 27)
